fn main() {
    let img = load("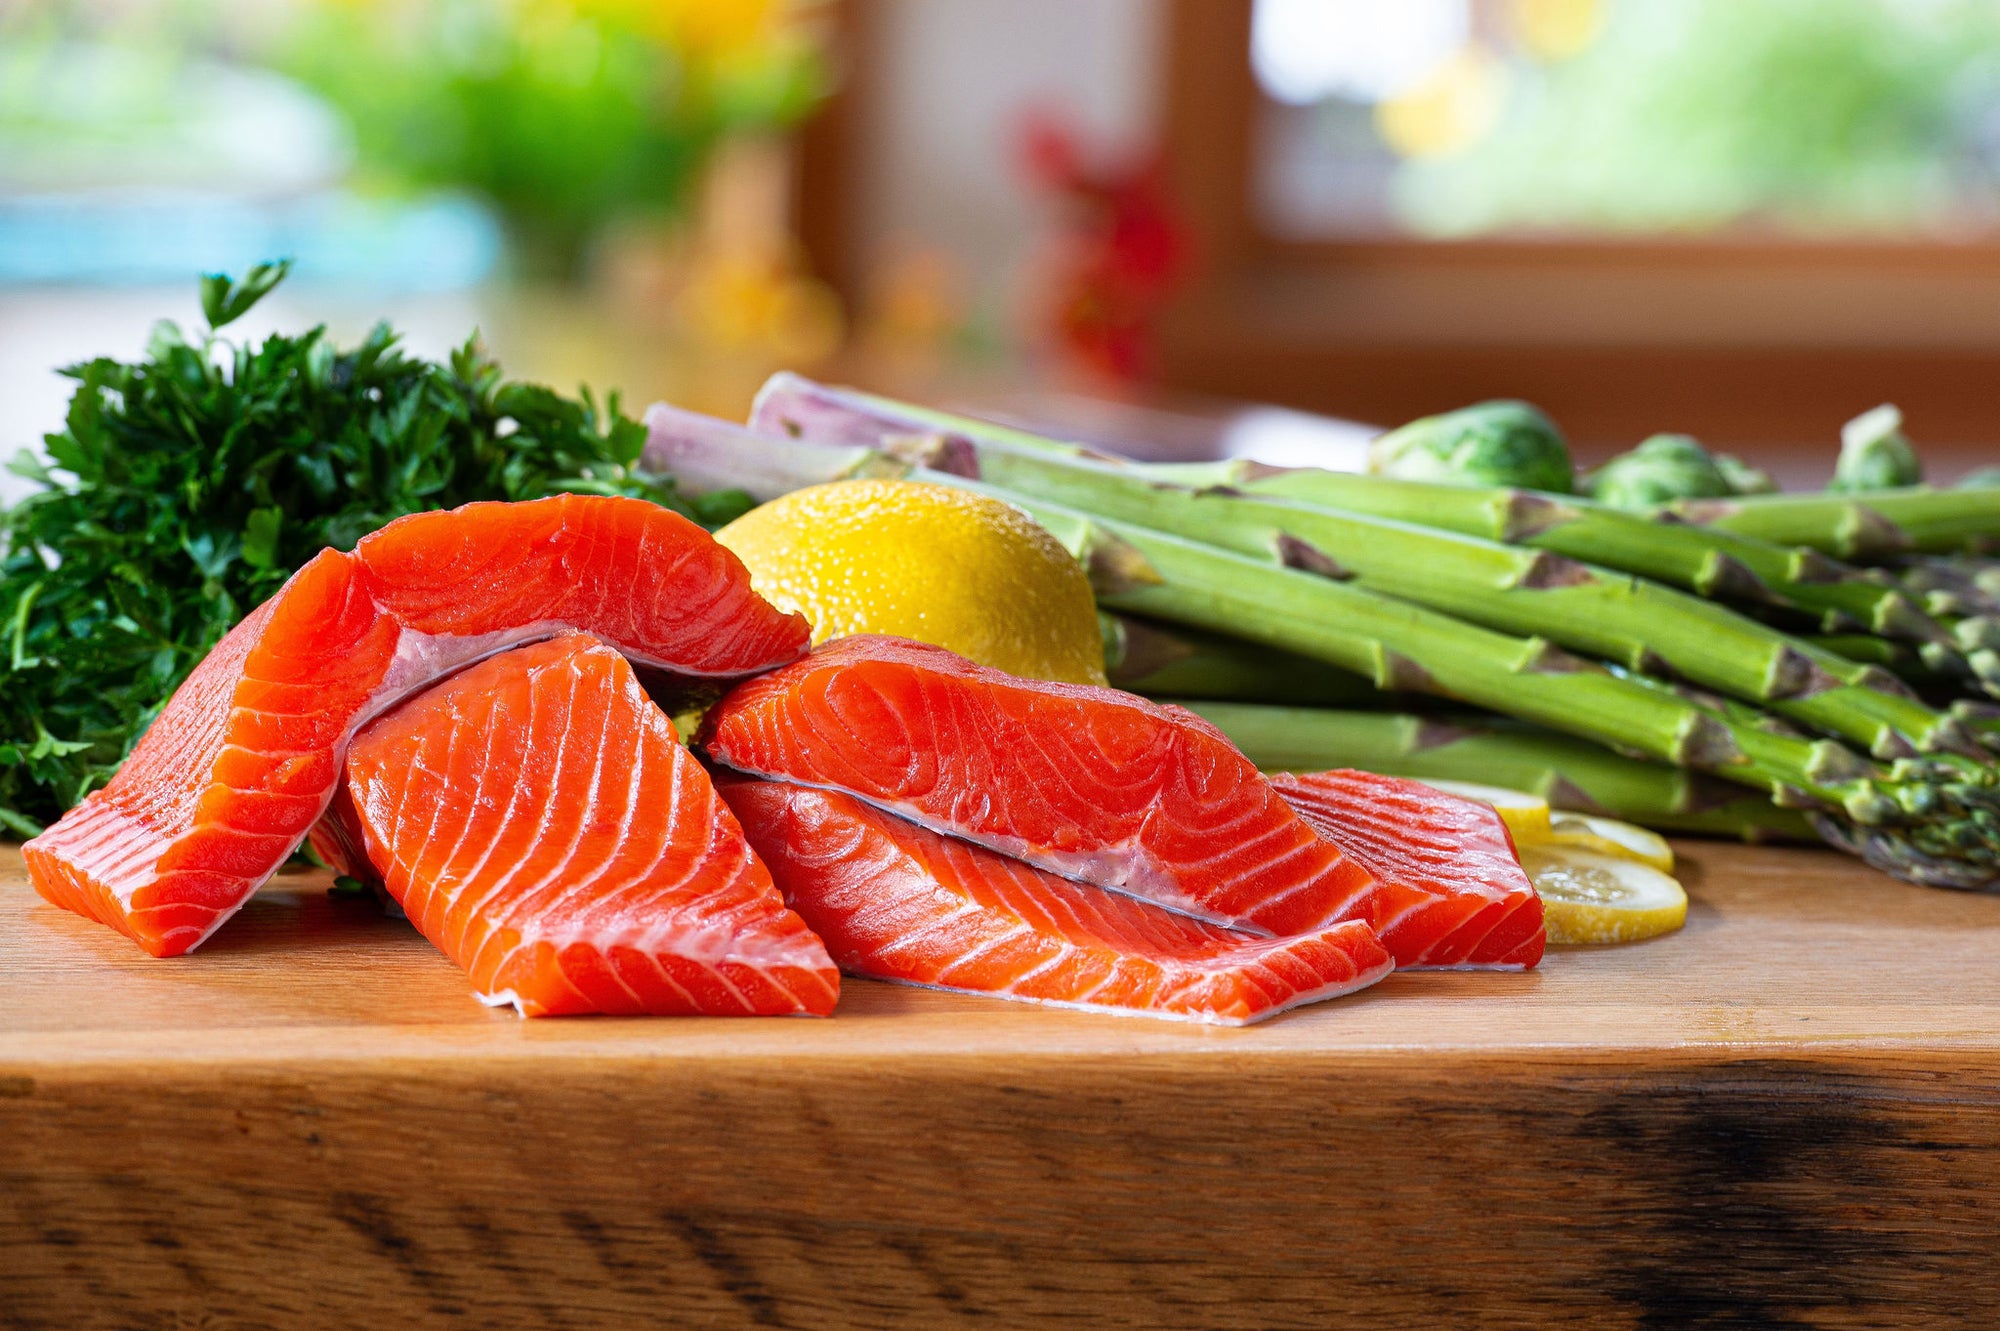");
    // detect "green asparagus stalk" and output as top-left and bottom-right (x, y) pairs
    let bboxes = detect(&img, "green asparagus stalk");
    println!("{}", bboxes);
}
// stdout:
(745, 375), (2000, 711)
(1215, 465), (1997, 707)
(746, 374), (1965, 659)
(1808, 636), (2000, 726)
(736, 381), (1986, 760)
(1036, 504), (2000, 887)
(1806, 633), (1963, 695)
(1889, 555), (2000, 618)
(1100, 613), (1387, 706)
(653, 397), (2000, 886)
(1179, 470), (1947, 642)
(1183, 702), (1818, 843)
(948, 444), (1988, 762)
(1668, 487), (2000, 559)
